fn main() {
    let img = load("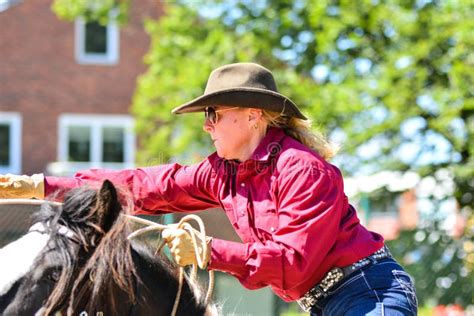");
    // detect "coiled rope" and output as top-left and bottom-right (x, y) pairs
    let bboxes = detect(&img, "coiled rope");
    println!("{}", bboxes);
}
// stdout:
(126, 214), (215, 316)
